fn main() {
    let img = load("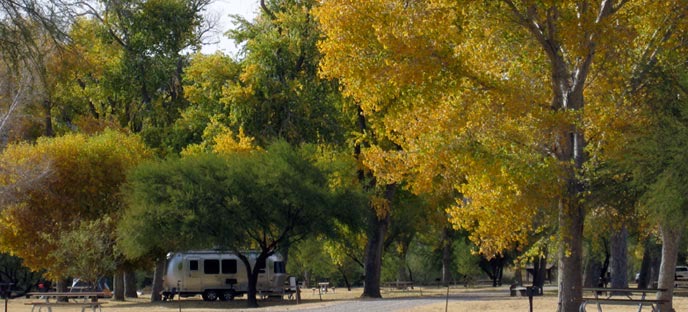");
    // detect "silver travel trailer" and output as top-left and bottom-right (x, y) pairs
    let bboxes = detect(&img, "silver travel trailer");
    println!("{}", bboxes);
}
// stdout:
(162, 250), (288, 301)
